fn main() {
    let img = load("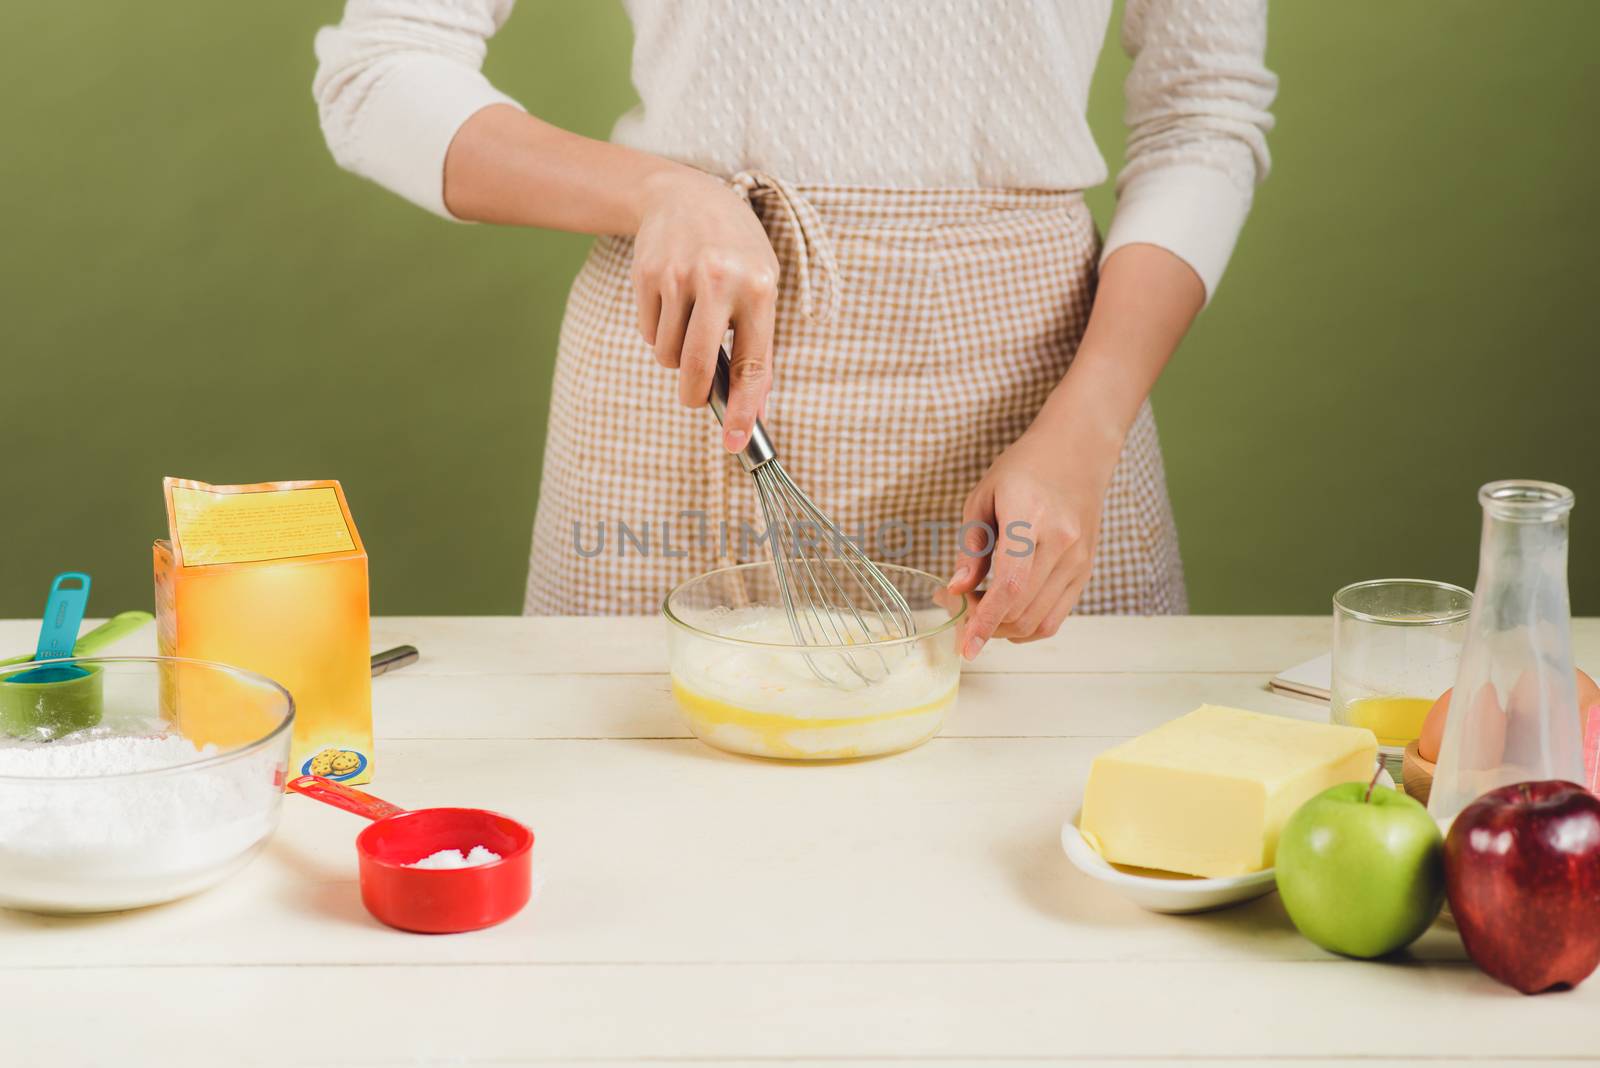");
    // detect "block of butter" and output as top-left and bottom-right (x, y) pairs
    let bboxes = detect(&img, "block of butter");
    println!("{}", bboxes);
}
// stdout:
(1080, 705), (1377, 878)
